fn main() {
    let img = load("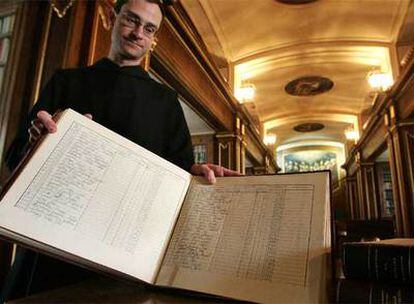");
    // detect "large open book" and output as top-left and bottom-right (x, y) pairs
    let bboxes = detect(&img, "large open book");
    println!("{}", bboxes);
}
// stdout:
(0, 109), (331, 303)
